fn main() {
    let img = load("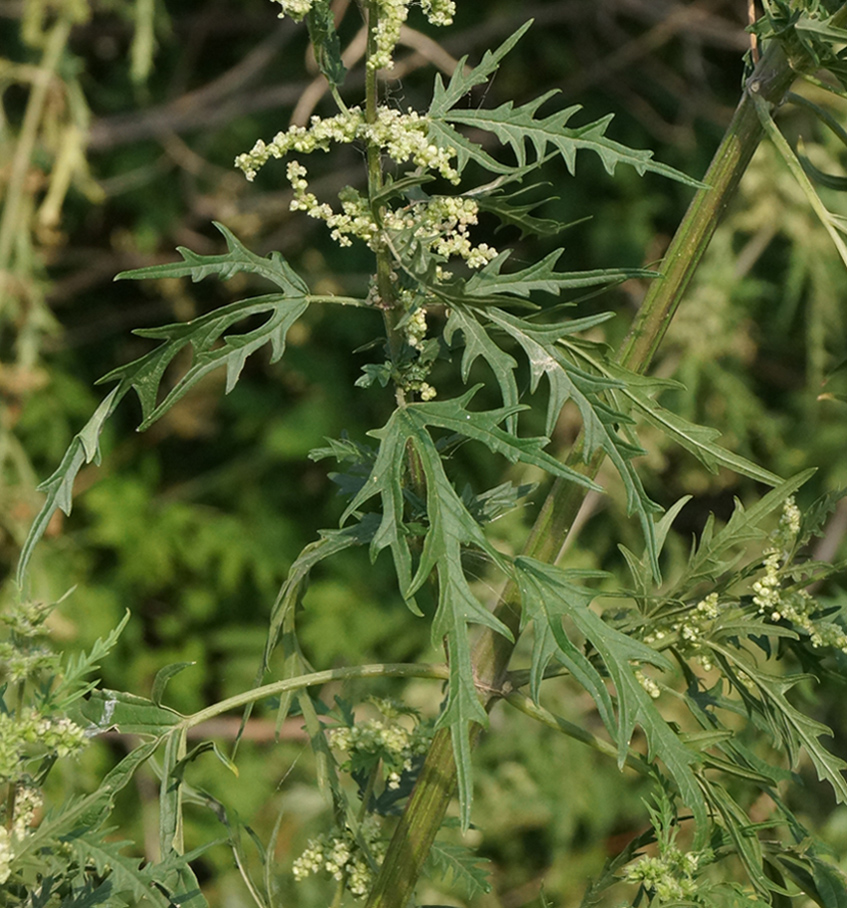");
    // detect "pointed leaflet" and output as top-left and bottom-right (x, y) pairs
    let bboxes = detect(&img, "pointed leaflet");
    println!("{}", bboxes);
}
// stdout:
(713, 646), (847, 805)
(342, 387), (600, 597)
(482, 307), (663, 577)
(440, 99), (700, 183)
(605, 365), (783, 487)
(66, 832), (205, 908)
(116, 221), (309, 295)
(19, 231), (311, 585)
(306, 0), (346, 88)
(427, 21), (699, 186)
(341, 389), (599, 826)
(666, 471), (816, 598)
(463, 249), (657, 300)
(444, 307), (520, 433)
(514, 557), (708, 845)
(17, 387), (120, 584)
(428, 21), (533, 119)
(99, 293), (310, 429)
(249, 516), (380, 742)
